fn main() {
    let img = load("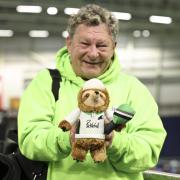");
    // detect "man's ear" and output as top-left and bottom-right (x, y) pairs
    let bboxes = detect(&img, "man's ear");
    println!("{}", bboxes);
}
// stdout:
(66, 36), (72, 53)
